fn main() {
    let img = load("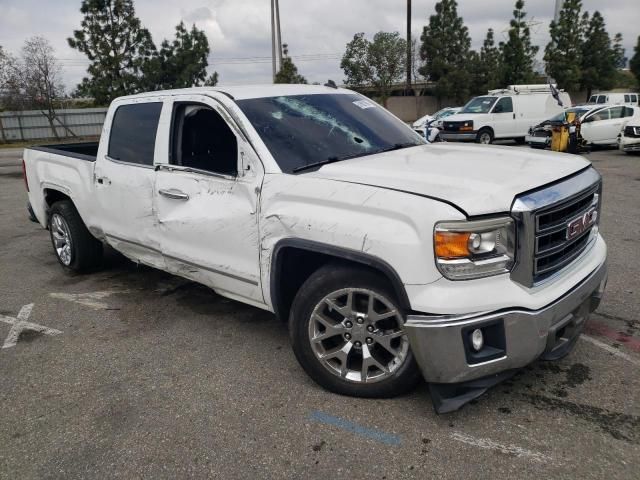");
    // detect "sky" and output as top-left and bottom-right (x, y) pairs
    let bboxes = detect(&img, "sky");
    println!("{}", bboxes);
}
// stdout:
(0, 0), (638, 91)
